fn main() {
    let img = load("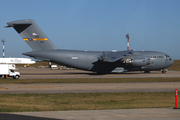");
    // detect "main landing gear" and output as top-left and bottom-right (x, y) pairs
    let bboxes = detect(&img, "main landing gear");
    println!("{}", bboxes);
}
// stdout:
(144, 71), (150, 73)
